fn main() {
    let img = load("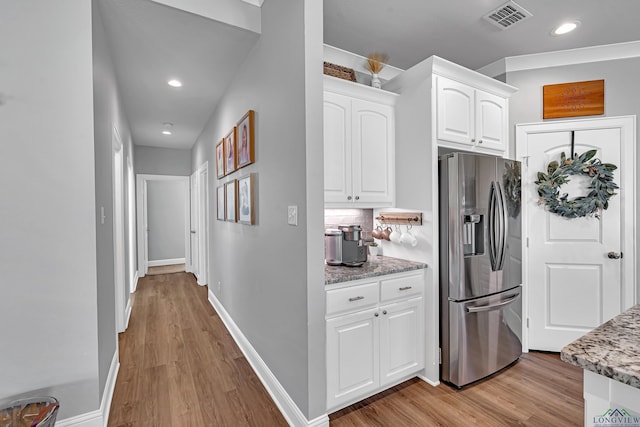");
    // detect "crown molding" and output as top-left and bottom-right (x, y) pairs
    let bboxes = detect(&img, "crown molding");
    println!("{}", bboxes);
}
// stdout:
(241, 0), (263, 6)
(477, 40), (640, 78)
